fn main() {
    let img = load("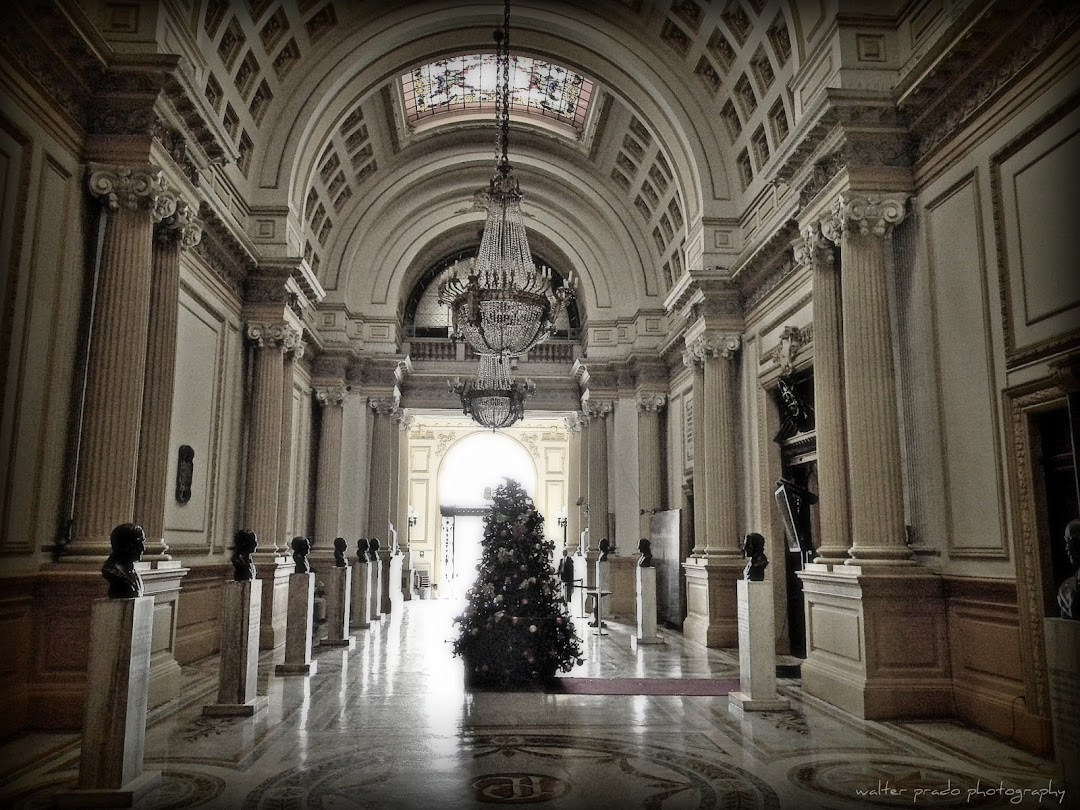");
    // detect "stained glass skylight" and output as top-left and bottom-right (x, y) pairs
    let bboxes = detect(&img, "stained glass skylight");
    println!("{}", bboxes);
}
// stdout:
(401, 54), (593, 134)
